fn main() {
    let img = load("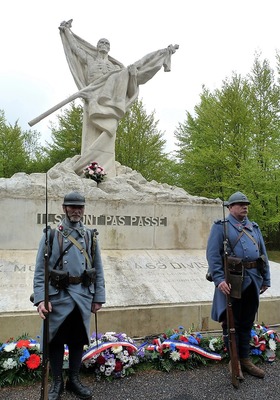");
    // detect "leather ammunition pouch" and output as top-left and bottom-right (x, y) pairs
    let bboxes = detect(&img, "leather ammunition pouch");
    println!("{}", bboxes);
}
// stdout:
(227, 256), (243, 299)
(256, 255), (266, 276)
(227, 256), (242, 273)
(206, 271), (213, 282)
(81, 268), (96, 287)
(49, 268), (96, 289)
(50, 270), (69, 289)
